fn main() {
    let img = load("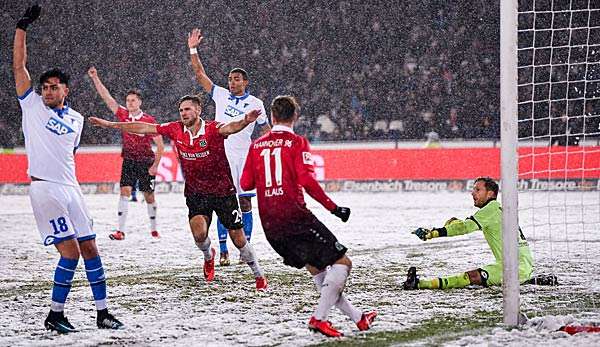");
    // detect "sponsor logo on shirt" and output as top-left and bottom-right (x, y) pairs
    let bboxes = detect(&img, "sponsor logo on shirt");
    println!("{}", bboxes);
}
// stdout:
(45, 117), (75, 136)
(224, 105), (244, 118)
(181, 151), (210, 160)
